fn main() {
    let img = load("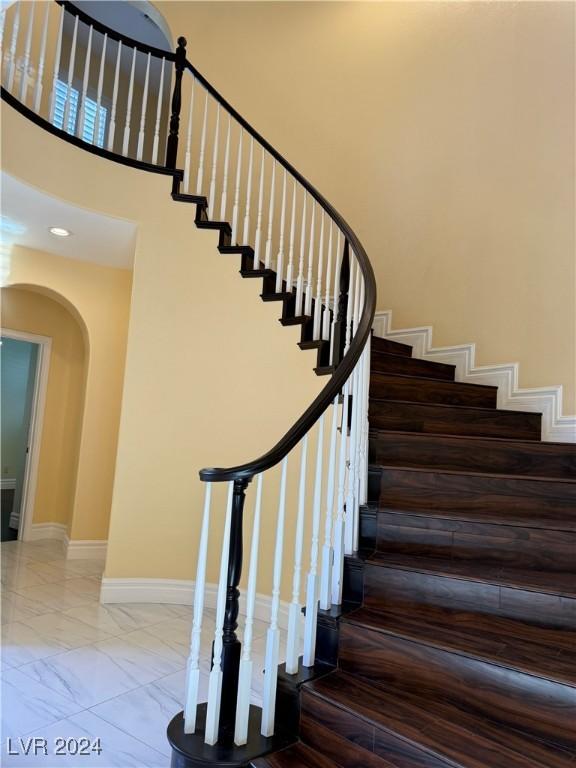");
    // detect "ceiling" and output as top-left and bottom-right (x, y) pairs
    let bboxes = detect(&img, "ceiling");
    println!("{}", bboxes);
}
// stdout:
(74, 1), (173, 52)
(1, 172), (137, 270)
